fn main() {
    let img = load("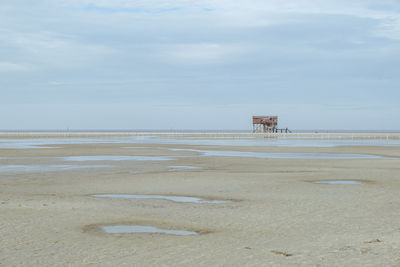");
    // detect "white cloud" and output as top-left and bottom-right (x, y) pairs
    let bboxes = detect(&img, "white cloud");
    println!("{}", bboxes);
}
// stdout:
(375, 15), (400, 40)
(57, 0), (400, 39)
(1, 31), (115, 70)
(4, 1), (399, 36)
